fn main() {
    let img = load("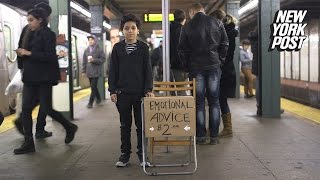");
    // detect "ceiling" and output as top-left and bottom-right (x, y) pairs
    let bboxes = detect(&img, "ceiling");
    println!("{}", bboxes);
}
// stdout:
(102, 0), (225, 37)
